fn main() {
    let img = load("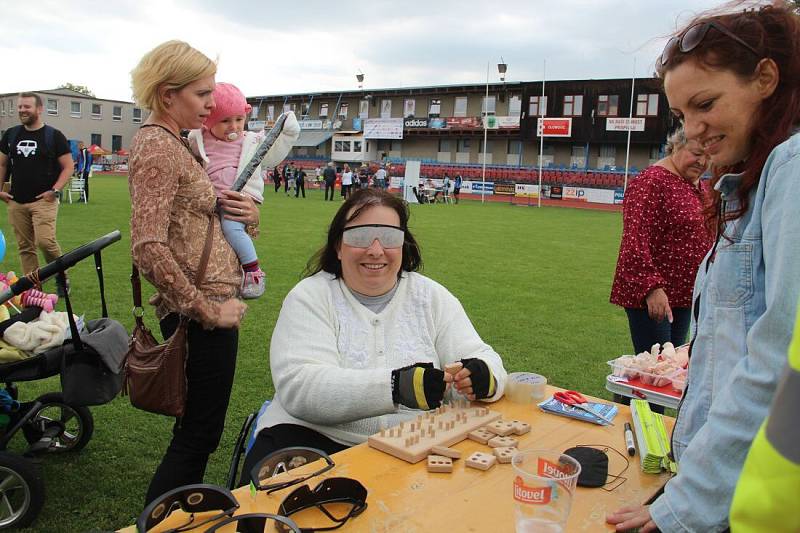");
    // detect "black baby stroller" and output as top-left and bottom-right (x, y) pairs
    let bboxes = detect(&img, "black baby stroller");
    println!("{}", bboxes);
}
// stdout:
(0, 230), (124, 528)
